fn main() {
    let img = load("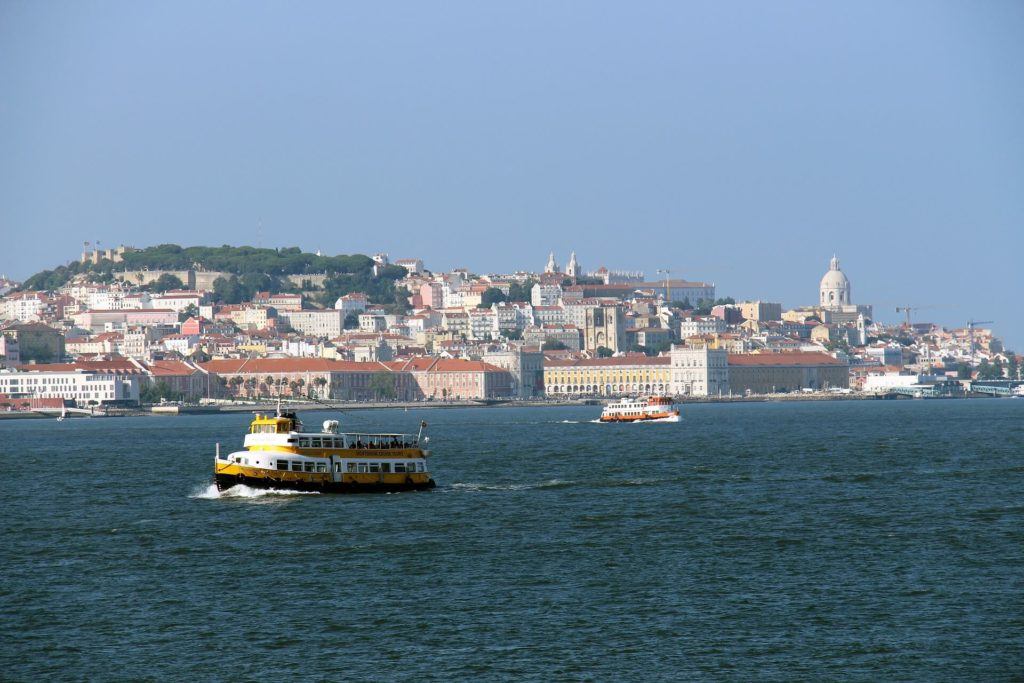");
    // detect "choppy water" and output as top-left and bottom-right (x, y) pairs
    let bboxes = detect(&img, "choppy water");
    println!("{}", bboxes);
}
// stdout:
(2, 400), (1023, 680)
